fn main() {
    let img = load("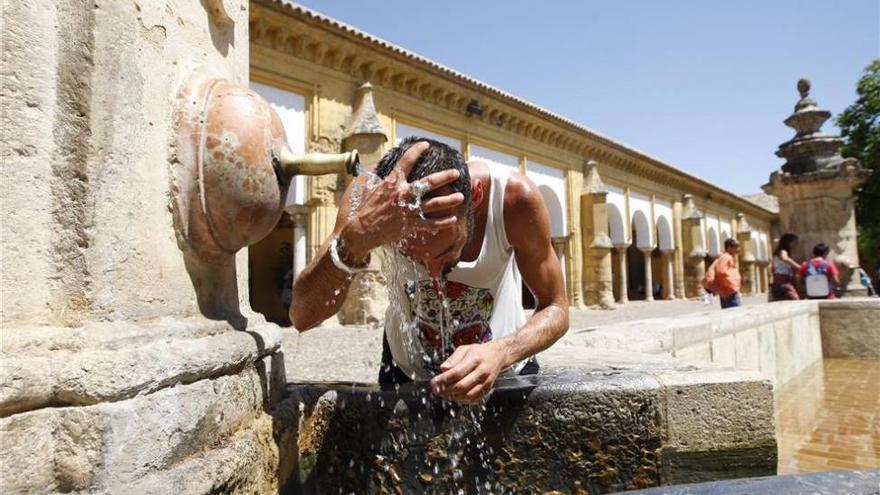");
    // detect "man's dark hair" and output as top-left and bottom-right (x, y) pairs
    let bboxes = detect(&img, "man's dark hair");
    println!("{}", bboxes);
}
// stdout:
(724, 238), (739, 250)
(813, 243), (830, 257)
(375, 136), (473, 237)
